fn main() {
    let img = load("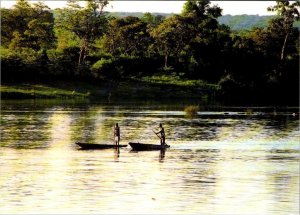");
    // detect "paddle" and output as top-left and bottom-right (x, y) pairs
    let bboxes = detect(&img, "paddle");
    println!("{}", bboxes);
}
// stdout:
(152, 129), (161, 139)
(153, 129), (167, 146)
